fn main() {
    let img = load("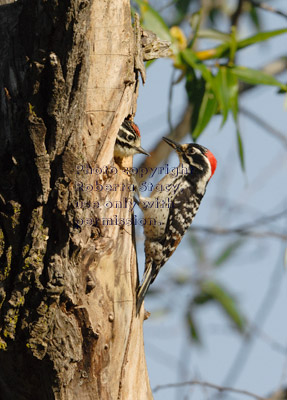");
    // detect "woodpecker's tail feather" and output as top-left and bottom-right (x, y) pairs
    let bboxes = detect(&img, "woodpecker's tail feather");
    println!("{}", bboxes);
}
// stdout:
(136, 263), (152, 315)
